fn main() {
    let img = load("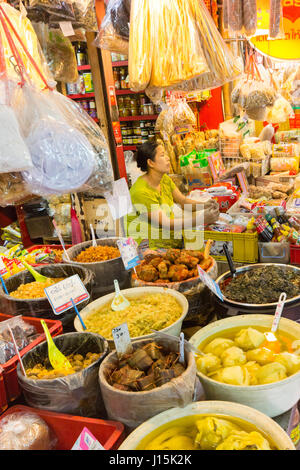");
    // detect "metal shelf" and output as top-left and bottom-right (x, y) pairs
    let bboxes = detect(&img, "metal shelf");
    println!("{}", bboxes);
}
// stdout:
(77, 65), (91, 71)
(123, 145), (137, 151)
